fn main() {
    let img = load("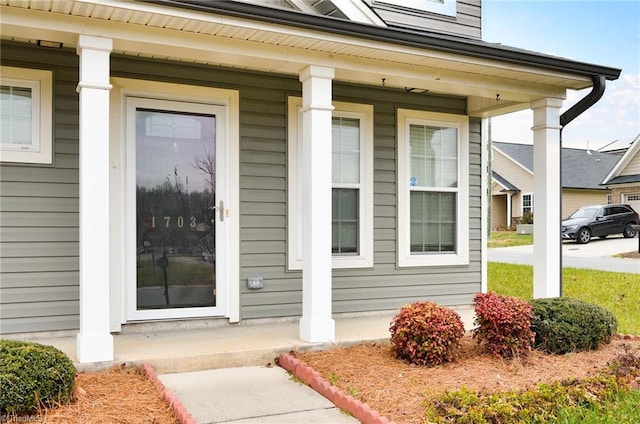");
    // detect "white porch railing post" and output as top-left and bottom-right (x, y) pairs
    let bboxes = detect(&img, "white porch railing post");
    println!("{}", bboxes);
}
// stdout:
(299, 65), (336, 342)
(76, 35), (114, 363)
(531, 97), (563, 299)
